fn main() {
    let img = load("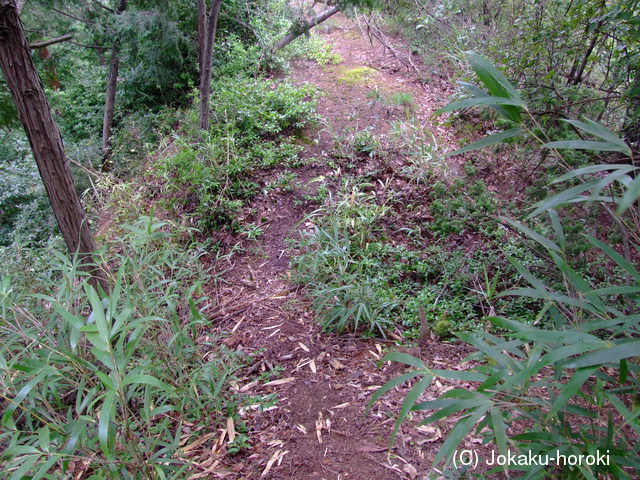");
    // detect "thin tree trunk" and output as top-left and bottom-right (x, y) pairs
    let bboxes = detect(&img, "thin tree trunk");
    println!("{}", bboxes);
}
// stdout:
(568, 24), (602, 86)
(273, 6), (340, 52)
(101, 0), (127, 169)
(101, 38), (121, 167)
(198, 0), (222, 131)
(0, 0), (107, 290)
(197, 0), (206, 76)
